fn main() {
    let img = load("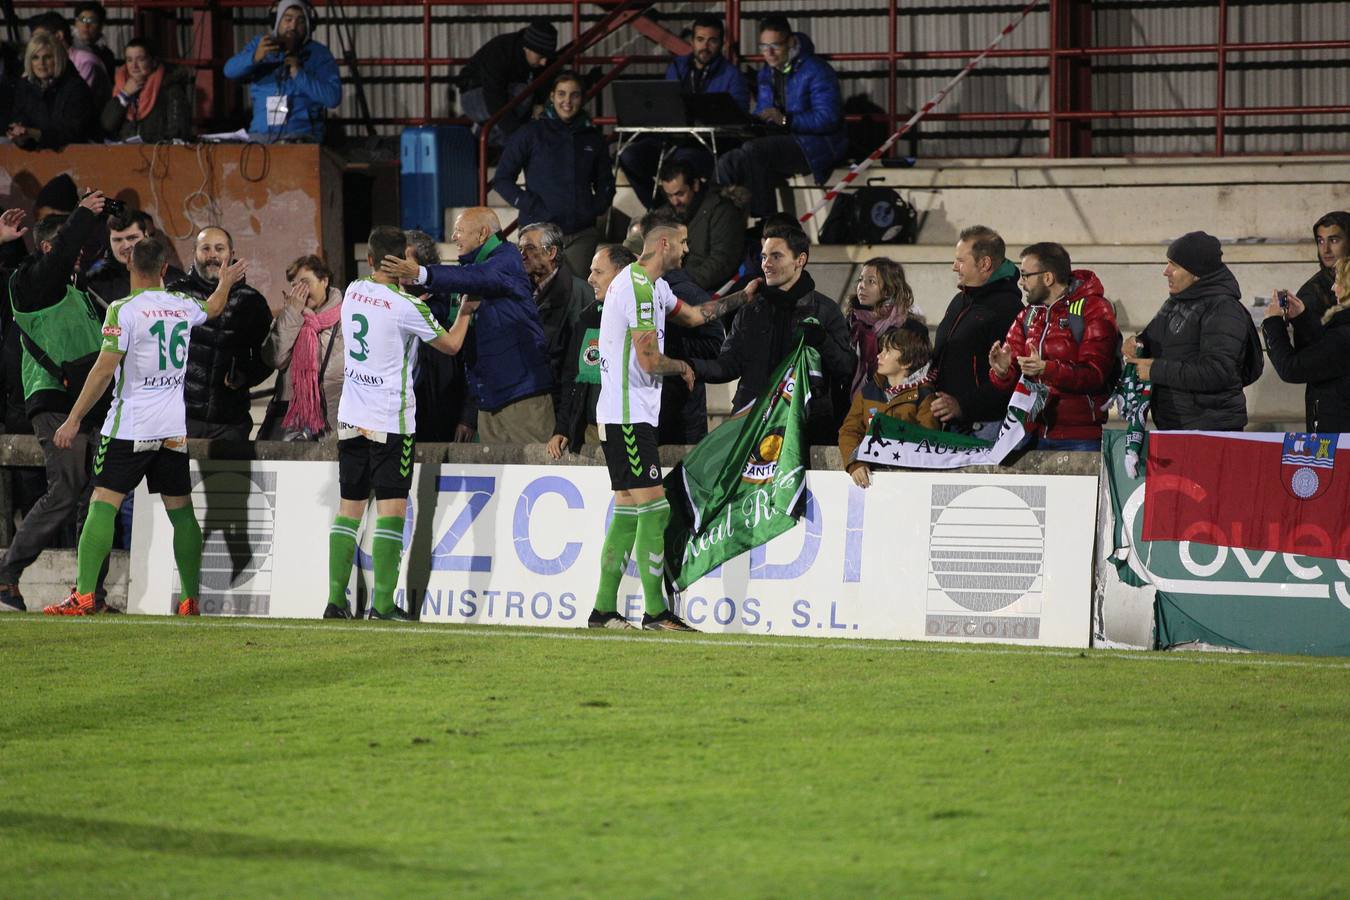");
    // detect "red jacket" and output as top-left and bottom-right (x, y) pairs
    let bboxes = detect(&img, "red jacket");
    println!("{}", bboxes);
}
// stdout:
(989, 269), (1119, 440)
